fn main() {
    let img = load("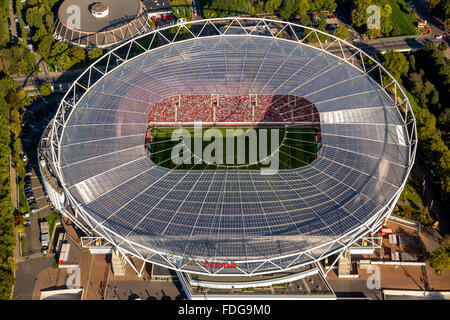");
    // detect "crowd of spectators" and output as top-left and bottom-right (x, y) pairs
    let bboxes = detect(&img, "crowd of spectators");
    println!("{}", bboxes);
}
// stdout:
(216, 95), (252, 122)
(148, 96), (176, 122)
(147, 94), (320, 123)
(178, 95), (214, 122)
